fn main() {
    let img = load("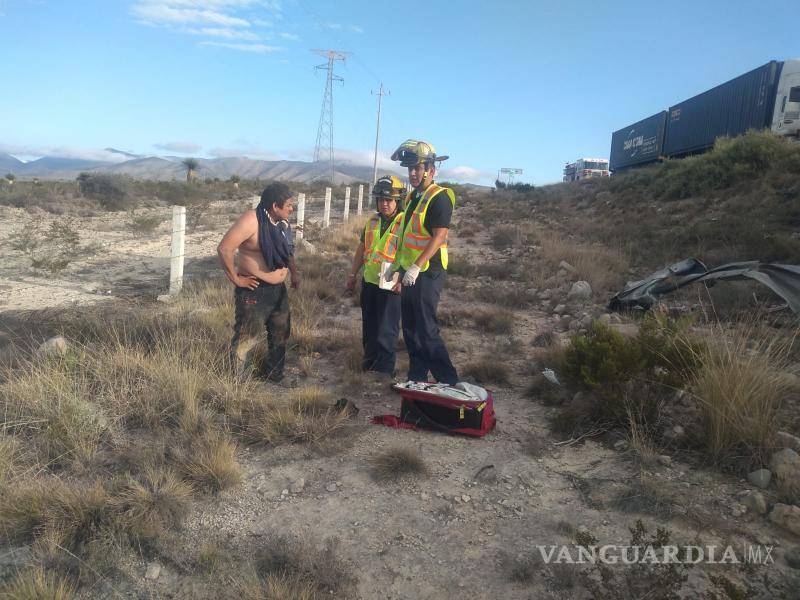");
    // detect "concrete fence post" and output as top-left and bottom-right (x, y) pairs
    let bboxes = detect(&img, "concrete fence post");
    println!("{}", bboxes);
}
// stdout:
(296, 193), (305, 240)
(357, 184), (364, 215)
(323, 187), (331, 228)
(343, 186), (351, 222)
(169, 205), (186, 295)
